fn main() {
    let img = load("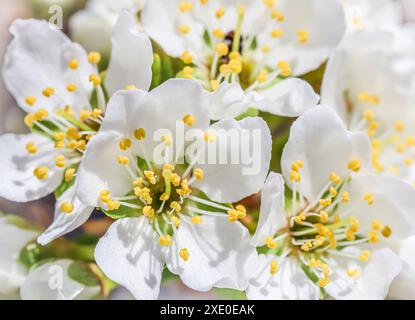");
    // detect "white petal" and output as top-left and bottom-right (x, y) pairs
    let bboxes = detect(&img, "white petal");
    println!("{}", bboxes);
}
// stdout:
(192, 117), (272, 203)
(3, 19), (93, 114)
(344, 175), (415, 240)
(281, 105), (371, 201)
(0, 133), (63, 202)
(37, 184), (94, 245)
(251, 172), (286, 246)
(250, 78), (319, 117)
(164, 216), (258, 292)
(246, 255), (320, 300)
(106, 11), (153, 95)
(141, 0), (205, 57)
(20, 259), (100, 300)
(388, 236), (415, 299)
(95, 217), (164, 300)
(76, 131), (132, 207)
(0, 216), (38, 295)
(325, 248), (402, 300)
(207, 82), (249, 121)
